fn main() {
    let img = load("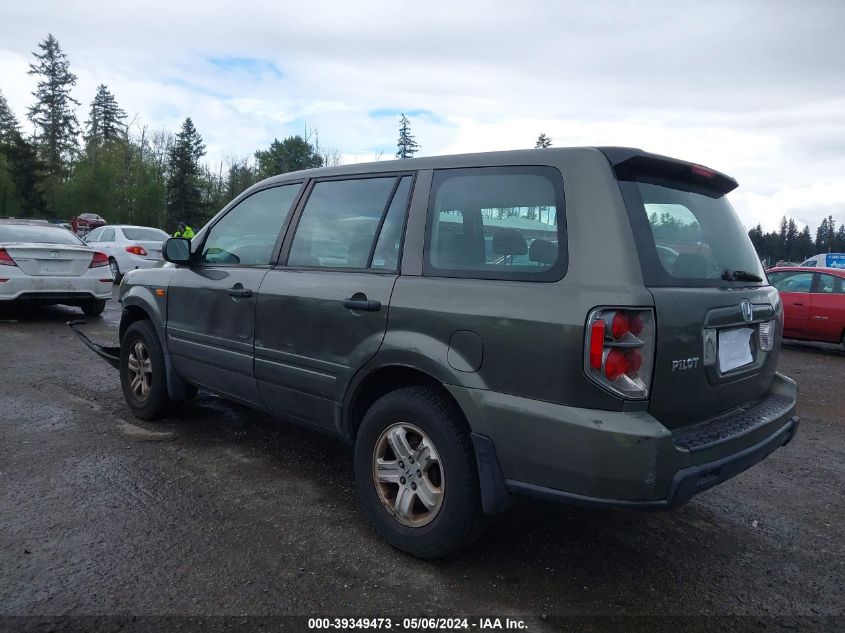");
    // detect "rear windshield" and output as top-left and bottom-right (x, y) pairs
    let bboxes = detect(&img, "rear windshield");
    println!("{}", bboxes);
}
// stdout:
(619, 180), (765, 286)
(122, 227), (168, 241)
(0, 225), (85, 246)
